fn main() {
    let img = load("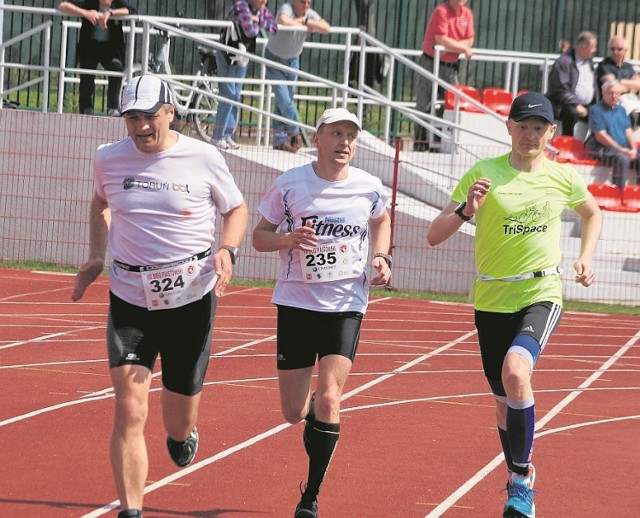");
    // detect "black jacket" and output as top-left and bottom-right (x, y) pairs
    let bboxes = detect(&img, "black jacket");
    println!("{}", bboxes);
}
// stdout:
(66, 0), (137, 61)
(546, 49), (598, 116)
